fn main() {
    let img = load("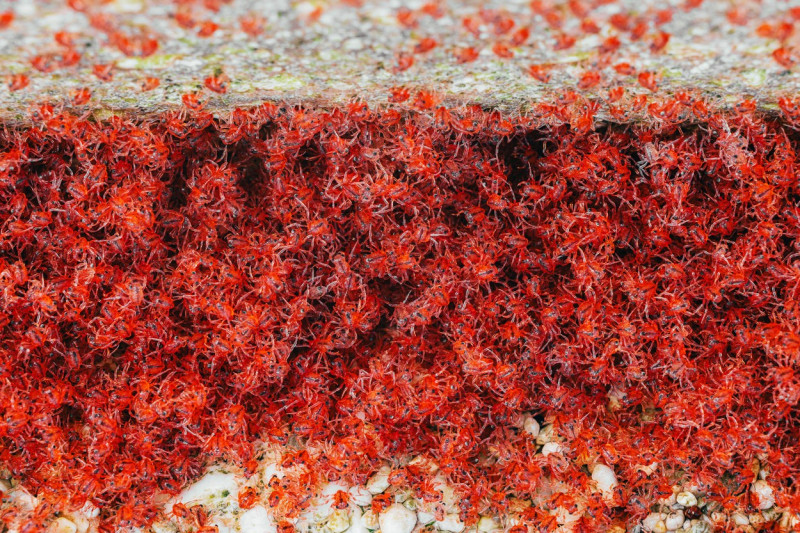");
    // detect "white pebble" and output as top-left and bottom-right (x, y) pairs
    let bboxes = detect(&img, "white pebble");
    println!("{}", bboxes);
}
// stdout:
(541, 442), (563, 456)
(436, 513), (465, 532)
(477, 516), (500, 531)
(780, 512), (800, 531)
(9, 488), (38, 510)
(177, 471), (238, 504)
(643, 513), (665, 532)
(591, 464), (618, 493)
(751, 480), (775, 510)
(366, 466), (391, 494)
(326, 509), (351, 533)
(400, 492), (416, 507)
(732, 512), (749, 526)
(238, 506), (277, 533)
(408, 455), (439, 474)
(151, 523), (178, 533)
(536, 424), (554, 445)
(343, 38), (364, 51)
(523, 416), (540, 438)
(47, 518), (77, 533)
(665, 510), (684, 530)
(676, 491), (697, 507)
(417, 509), (435, 525)
(687, 520), (711, 533)
(433, 476), (459, 509)
(379, 503), (417, 533)
(349, 485), (373, 507)
(348, 508), (371, 533)
(361, 509), (379, 529)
